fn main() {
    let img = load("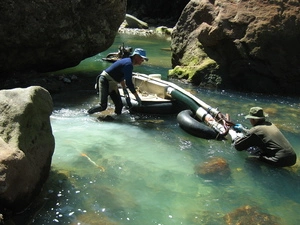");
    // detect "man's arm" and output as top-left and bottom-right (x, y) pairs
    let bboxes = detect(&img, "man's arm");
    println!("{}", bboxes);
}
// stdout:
(234, 132), (261, 151)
